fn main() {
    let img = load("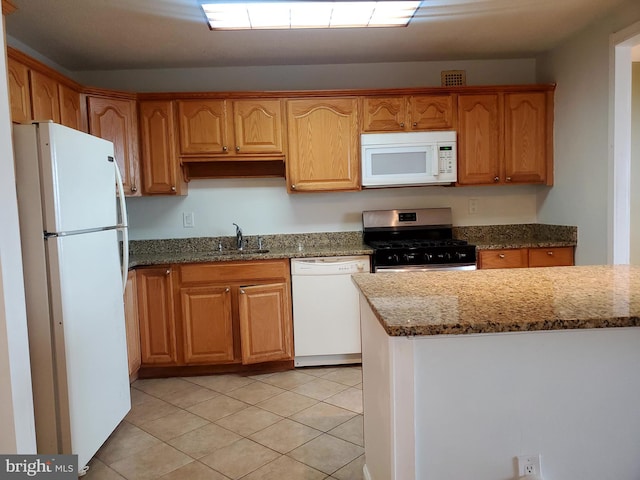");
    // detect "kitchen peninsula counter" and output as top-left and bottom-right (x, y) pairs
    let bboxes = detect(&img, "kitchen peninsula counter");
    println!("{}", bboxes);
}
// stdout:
(352, 265), (640, 337)
(355, 265), (640, 480)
